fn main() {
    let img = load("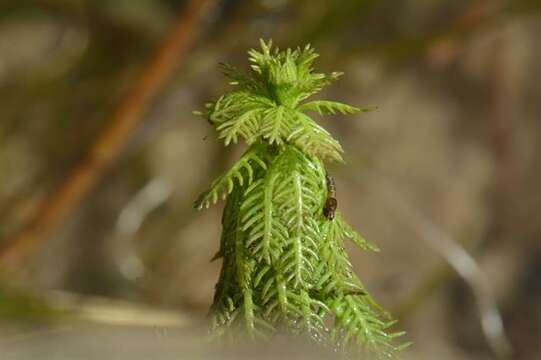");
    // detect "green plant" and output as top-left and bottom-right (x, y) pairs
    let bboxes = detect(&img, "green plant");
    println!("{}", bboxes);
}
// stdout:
(195, 40), (407, 358)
